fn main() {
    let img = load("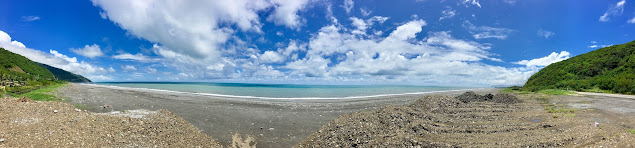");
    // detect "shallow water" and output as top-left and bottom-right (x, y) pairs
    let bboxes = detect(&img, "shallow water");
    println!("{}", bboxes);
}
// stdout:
(94, 82), (472, 98)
